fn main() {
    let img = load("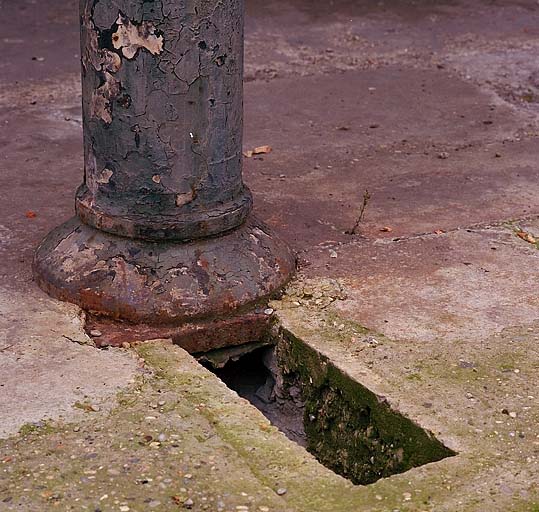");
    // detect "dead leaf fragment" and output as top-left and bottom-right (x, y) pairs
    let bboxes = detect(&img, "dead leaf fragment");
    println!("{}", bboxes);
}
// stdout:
(73, 401), (99, 412)
(516, 230), (536, 244)
(25, 211), (37, 219)
(253, 145), (272, 155)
